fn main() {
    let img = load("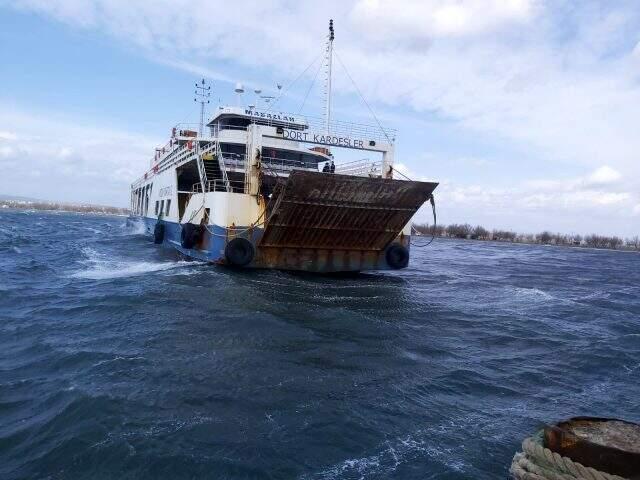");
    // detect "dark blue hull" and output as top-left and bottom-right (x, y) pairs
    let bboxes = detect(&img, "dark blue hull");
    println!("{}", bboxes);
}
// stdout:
(129, 216), (410, 273)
